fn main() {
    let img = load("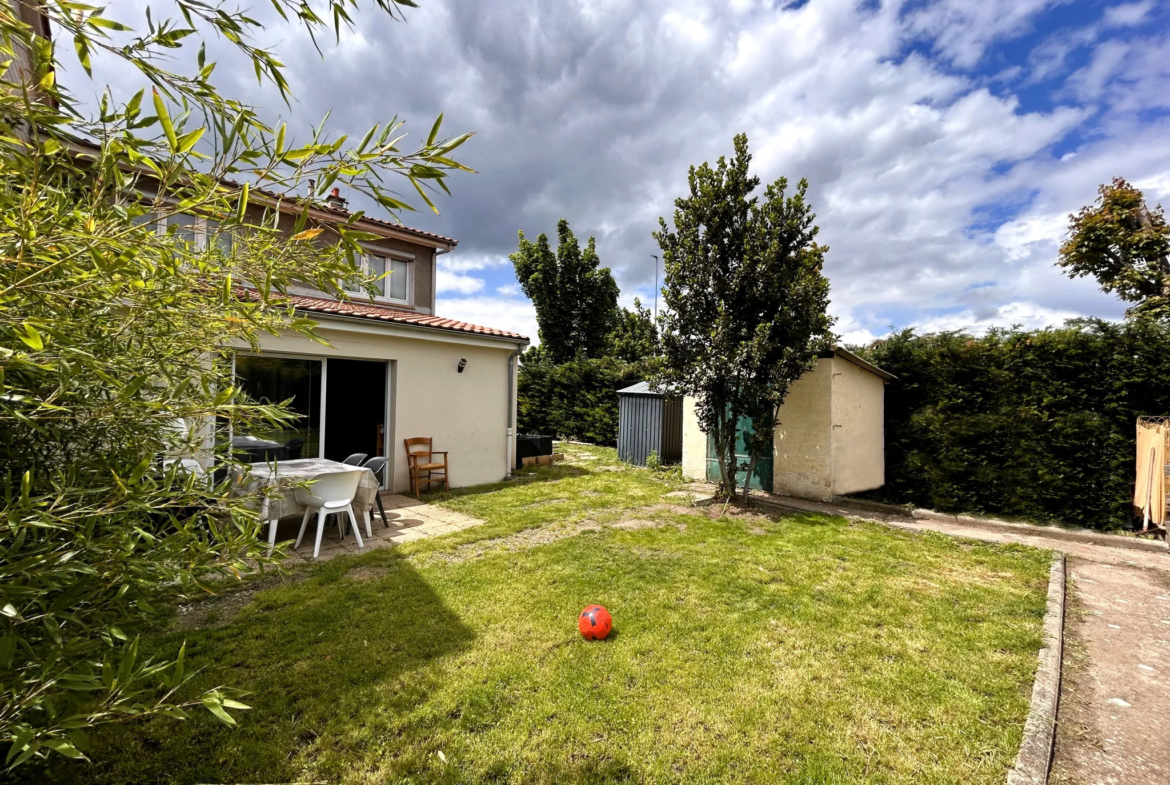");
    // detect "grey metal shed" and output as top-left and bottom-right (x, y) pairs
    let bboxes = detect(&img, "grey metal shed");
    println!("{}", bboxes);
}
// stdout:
(617, 382), (683, 466)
